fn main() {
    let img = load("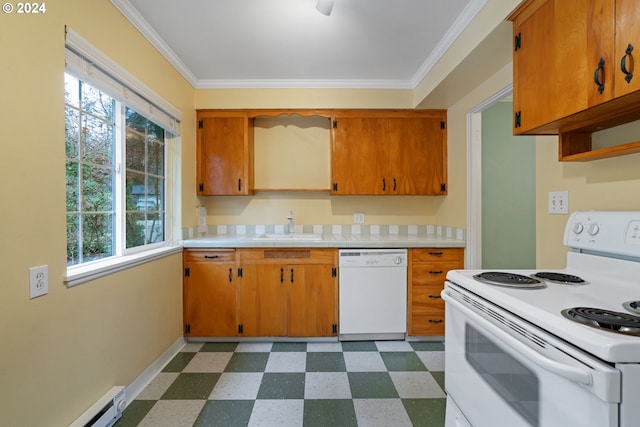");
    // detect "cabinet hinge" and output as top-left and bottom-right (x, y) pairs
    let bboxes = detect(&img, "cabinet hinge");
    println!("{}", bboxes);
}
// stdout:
(440, 183), (446, 192)
(332, 120), (337, 128)
(185, 324), (191, 334)
(440, 121), (446, 130)
(237, 267), (243, 278)
(332, 183), (338, 191)
(198, 183), (204, 192)
(515, 32), (521, 51)
(332, 324), (337, 334)
(515, 111), (522, 128)
(238, 324), (244, 334)
(184, 267), (190, 277)
(198, 120), (204, 128)
(331, 267), (337, 277)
